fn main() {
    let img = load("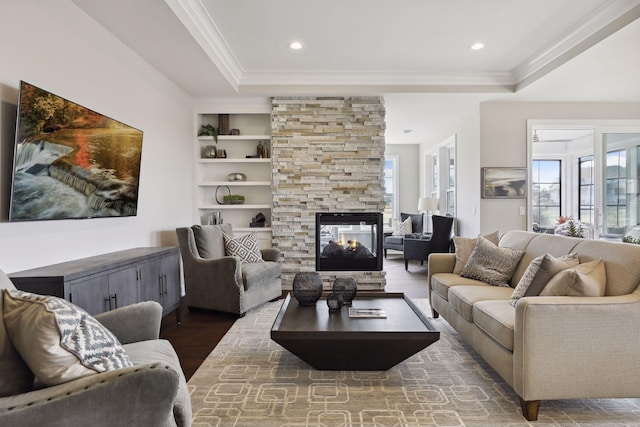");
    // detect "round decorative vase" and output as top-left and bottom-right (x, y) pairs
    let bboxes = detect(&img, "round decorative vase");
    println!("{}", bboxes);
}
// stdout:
(292, 272), (323, 306)
(332, 277), (357, 306)
(326, 293), (343, 312)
